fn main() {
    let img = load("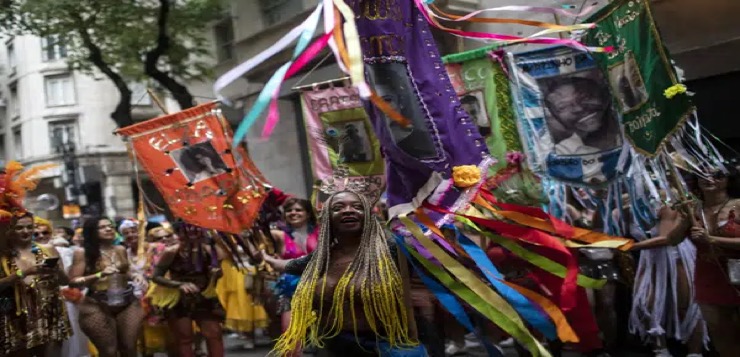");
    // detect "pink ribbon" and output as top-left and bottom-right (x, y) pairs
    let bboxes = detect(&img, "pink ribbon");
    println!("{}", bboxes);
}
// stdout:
(261, 33), (332, 138)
